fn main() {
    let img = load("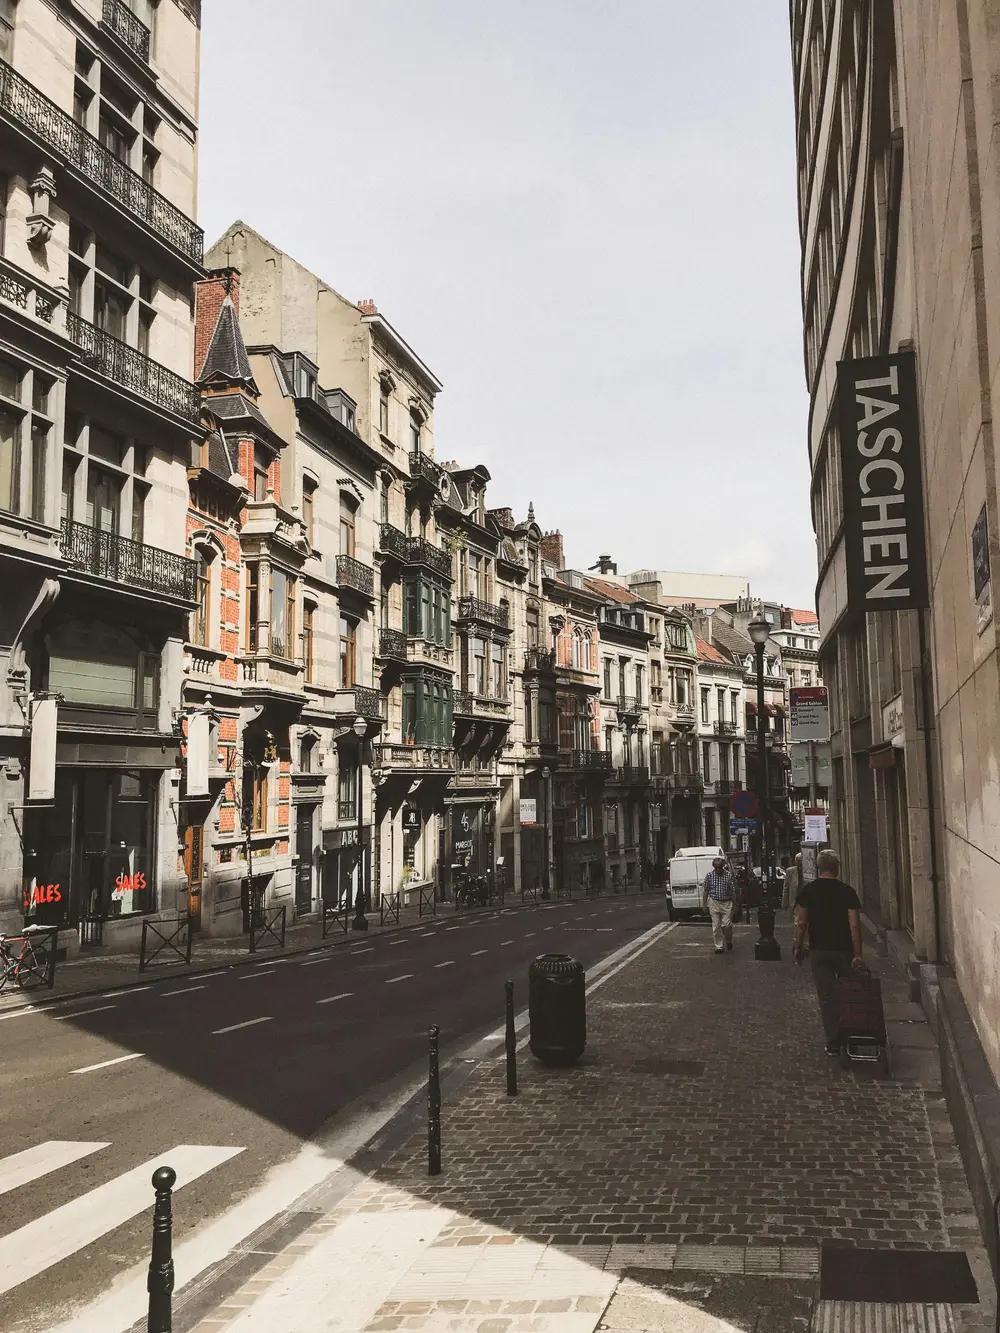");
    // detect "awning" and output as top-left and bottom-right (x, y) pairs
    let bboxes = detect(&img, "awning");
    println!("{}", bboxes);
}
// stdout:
(745, 702), (757, 715)
(772, 703), (786, 716)
(869, 744), (898, 770)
